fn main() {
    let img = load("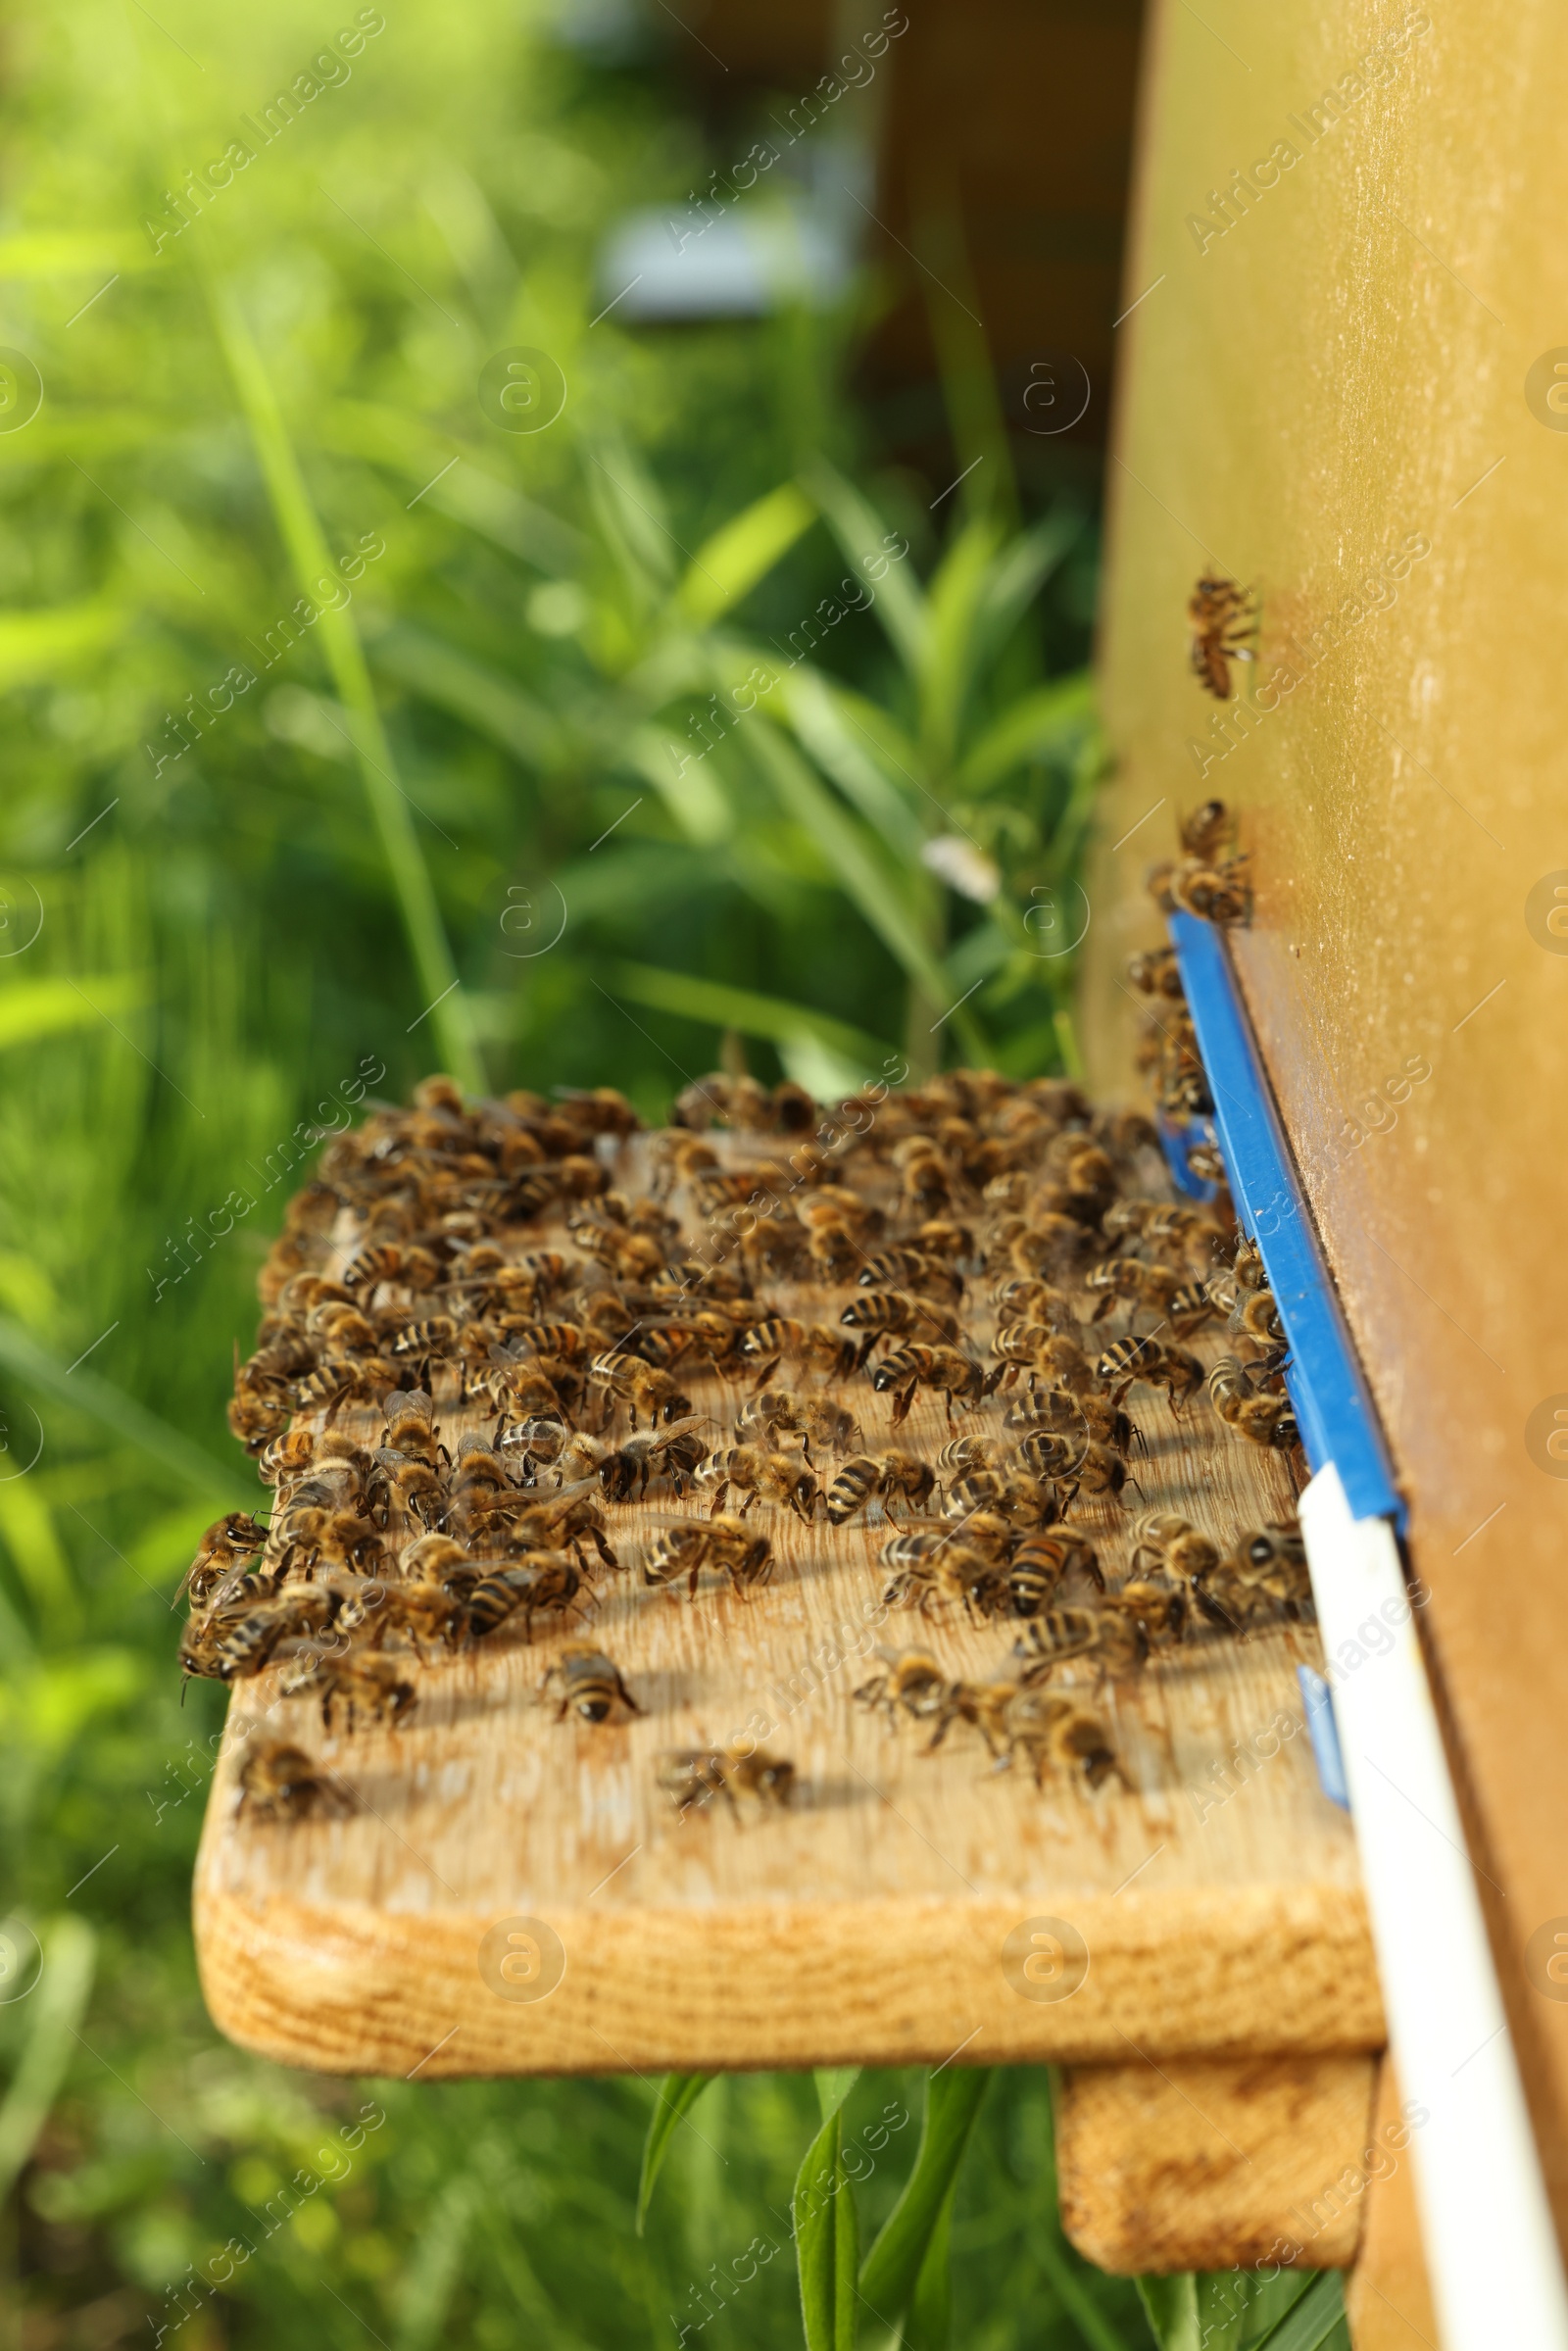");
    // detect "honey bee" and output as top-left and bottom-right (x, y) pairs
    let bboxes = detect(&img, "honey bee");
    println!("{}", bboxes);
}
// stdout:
(370, 1449), (445, 1541)
(1129, 1511), (1221, 1585)
(993, 1688), (1128, 1790)
(1110, 1578), (1188, 1644)
(1012, 1606), (1148, 1687)
(853, 1647), (952, 1730)
(857, 1248), (964, 1302)
(1205, 1355), (1299, 1450)
(1004, 1216), (1100, 1279)
(798, 1397), (864, 1457)
(1187, 1143), (1228, 1186)
(258, 1430), (318, 1488)
(1233, 1237), (1267, 1292)
(891, 1137), (953, 1215)
(825, 1451), (937, 1526)
(181, 1583), (344, 1683)
(177, 1512), (270, 1608)
(656, 1745), (795, 1815)
(944, 1469), (1059, 1532)
(1096, 1335), (1204, 1411)
(739, 1318), (859, 1385)
(642, 1515), (773, 1599)
(935, 1433), (1006, 1483)
(1004, 1387), (1146, 1459)
(1167, 1283), (1218, 1336)
(1194, 1551), (1313, 1633)
(381, 1389), (442, 1465)
(586, 1350), (693, 1430)
(1012, 1434), (1133, 1510)
(279, 1651), (417, 1732)
(1231, 1287), (1285, 1347)
(561, 1417), (709, 1503)
(1236, 1520), (1307, 1578)
(1006, 1531), (1103, 1615)
(1171, 855), (1251, 927)
(839, 1293), (961, 1360)
(1178, 799), (1236, 860)
(696, 1446), (816, 1522)
(872, 1345), (993, 1426)
(880, 1539), (1009, 1621)
(495, 1489), (620, 1573)
(1188, 576), (1256, 700)
(464, 1552), (588, 1642)
(1126, 946), (1185, 1001)
(1082, 1259), (1183, 1322)
(539, 1641), (643, 1724)
(236, 1740), (350, 1823)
